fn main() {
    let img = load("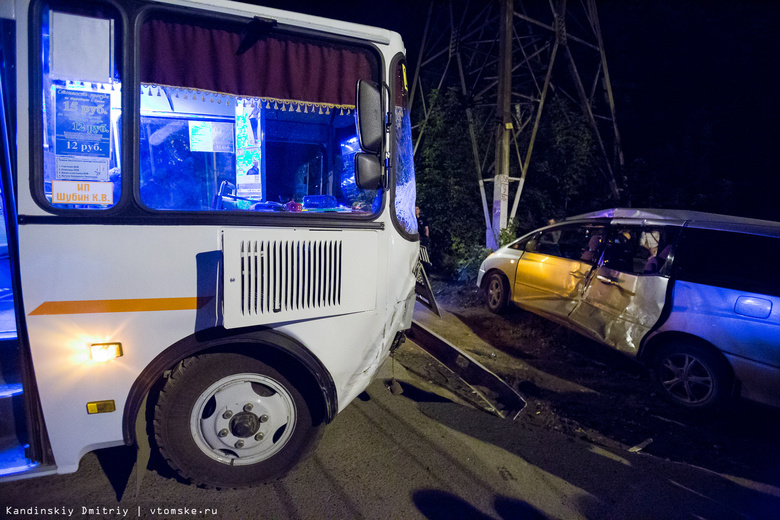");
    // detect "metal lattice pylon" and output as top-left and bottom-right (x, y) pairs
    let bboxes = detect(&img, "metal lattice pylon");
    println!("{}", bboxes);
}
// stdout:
(409, 0), (624, 248)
